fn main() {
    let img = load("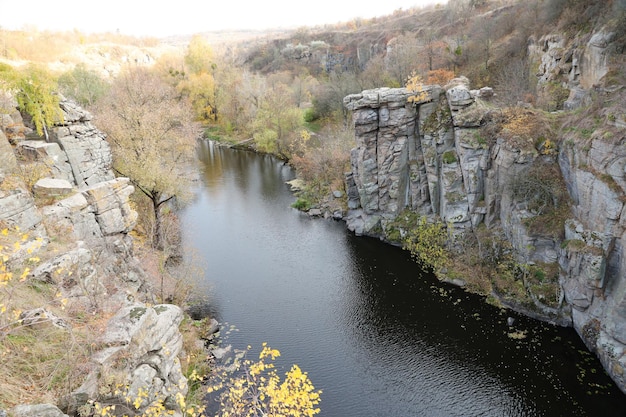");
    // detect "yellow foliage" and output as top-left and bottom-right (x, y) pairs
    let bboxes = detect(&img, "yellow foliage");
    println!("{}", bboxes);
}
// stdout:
(425, 69), (456, 86)
(540, 138), (556, 155)
(405, 71), (429, 104)
(91, 381), (206, 417)
(0, 227), (45, 337)
(207, 344), (321, 417)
